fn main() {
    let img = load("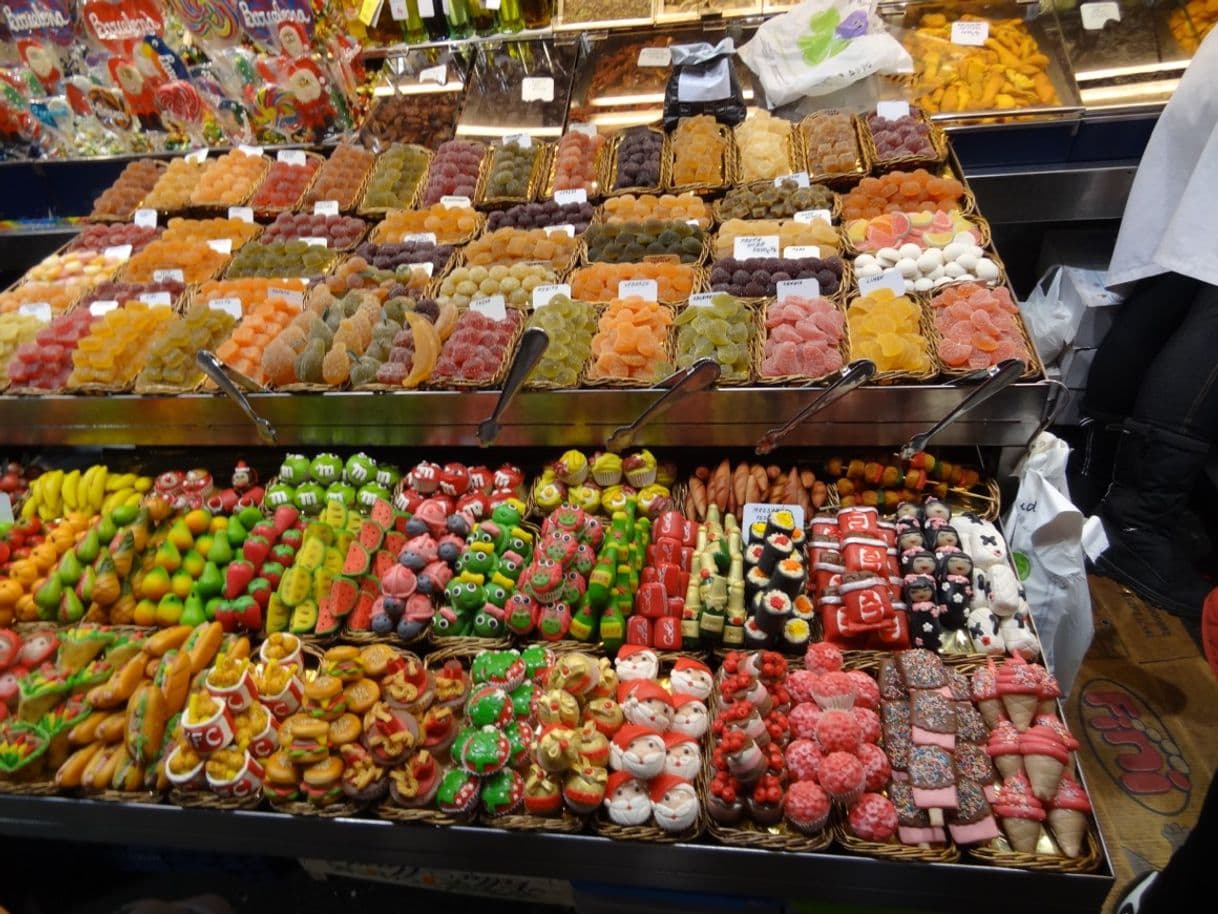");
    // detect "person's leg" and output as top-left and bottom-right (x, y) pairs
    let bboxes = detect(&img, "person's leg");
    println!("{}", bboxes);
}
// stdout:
(1094, 280), (1218, 617)
(1132, 771), (1218, 913)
